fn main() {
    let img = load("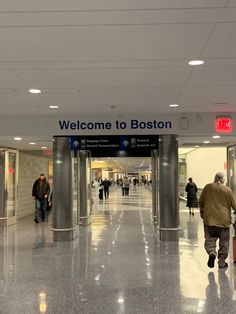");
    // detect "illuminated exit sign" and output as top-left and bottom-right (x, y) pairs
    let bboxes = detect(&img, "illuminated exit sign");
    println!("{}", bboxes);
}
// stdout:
(215, 116), (232, 133)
